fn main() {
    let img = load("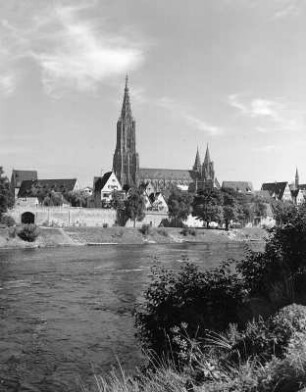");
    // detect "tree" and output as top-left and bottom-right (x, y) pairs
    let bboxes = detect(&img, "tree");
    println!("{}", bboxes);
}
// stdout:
(167, 186), (193, 226)
(249, 195), (268, 225)
(271, 199), (297, 226)
(221, 188), (239, 230)
(0, 167), (14, 217)
(43, 191), (64, 206)
(65, 190), (89, 207)
(192, 189), (223, 228)
(124, 187), (146, 227)
(111, 190), (127, 226)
